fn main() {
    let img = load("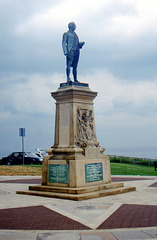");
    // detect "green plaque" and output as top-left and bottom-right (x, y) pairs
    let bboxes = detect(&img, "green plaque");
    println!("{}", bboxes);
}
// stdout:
(85, 163), (103, 183)
(49, 164), (69, 184)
